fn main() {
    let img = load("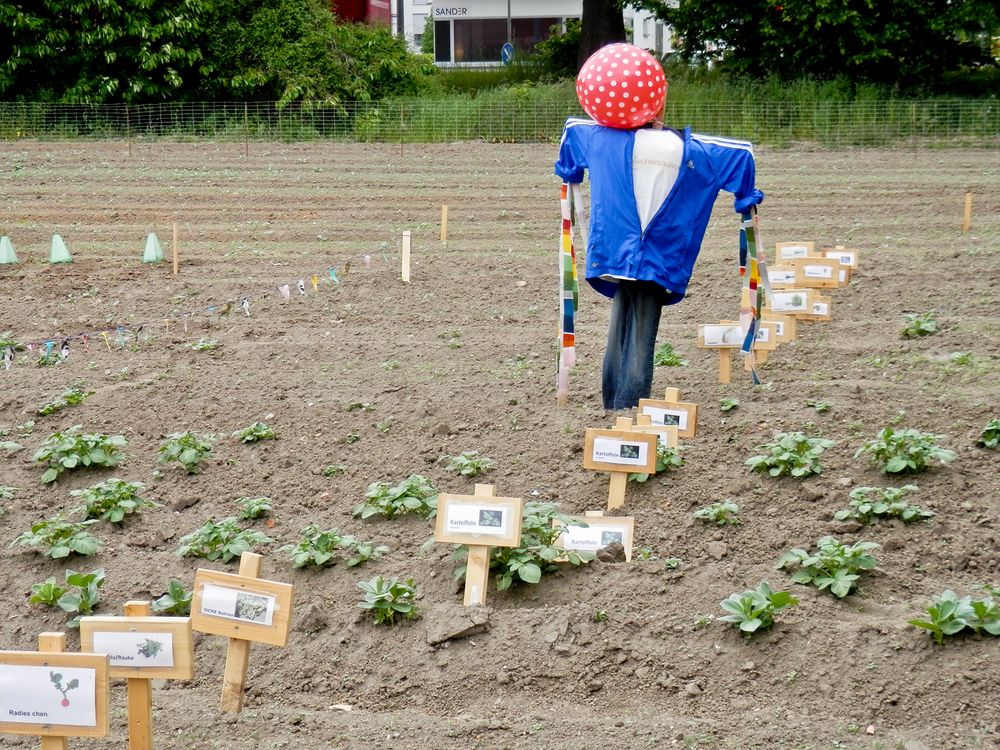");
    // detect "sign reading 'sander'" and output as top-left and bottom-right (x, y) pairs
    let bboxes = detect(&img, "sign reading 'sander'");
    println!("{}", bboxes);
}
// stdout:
(583, 429), (658, 474)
